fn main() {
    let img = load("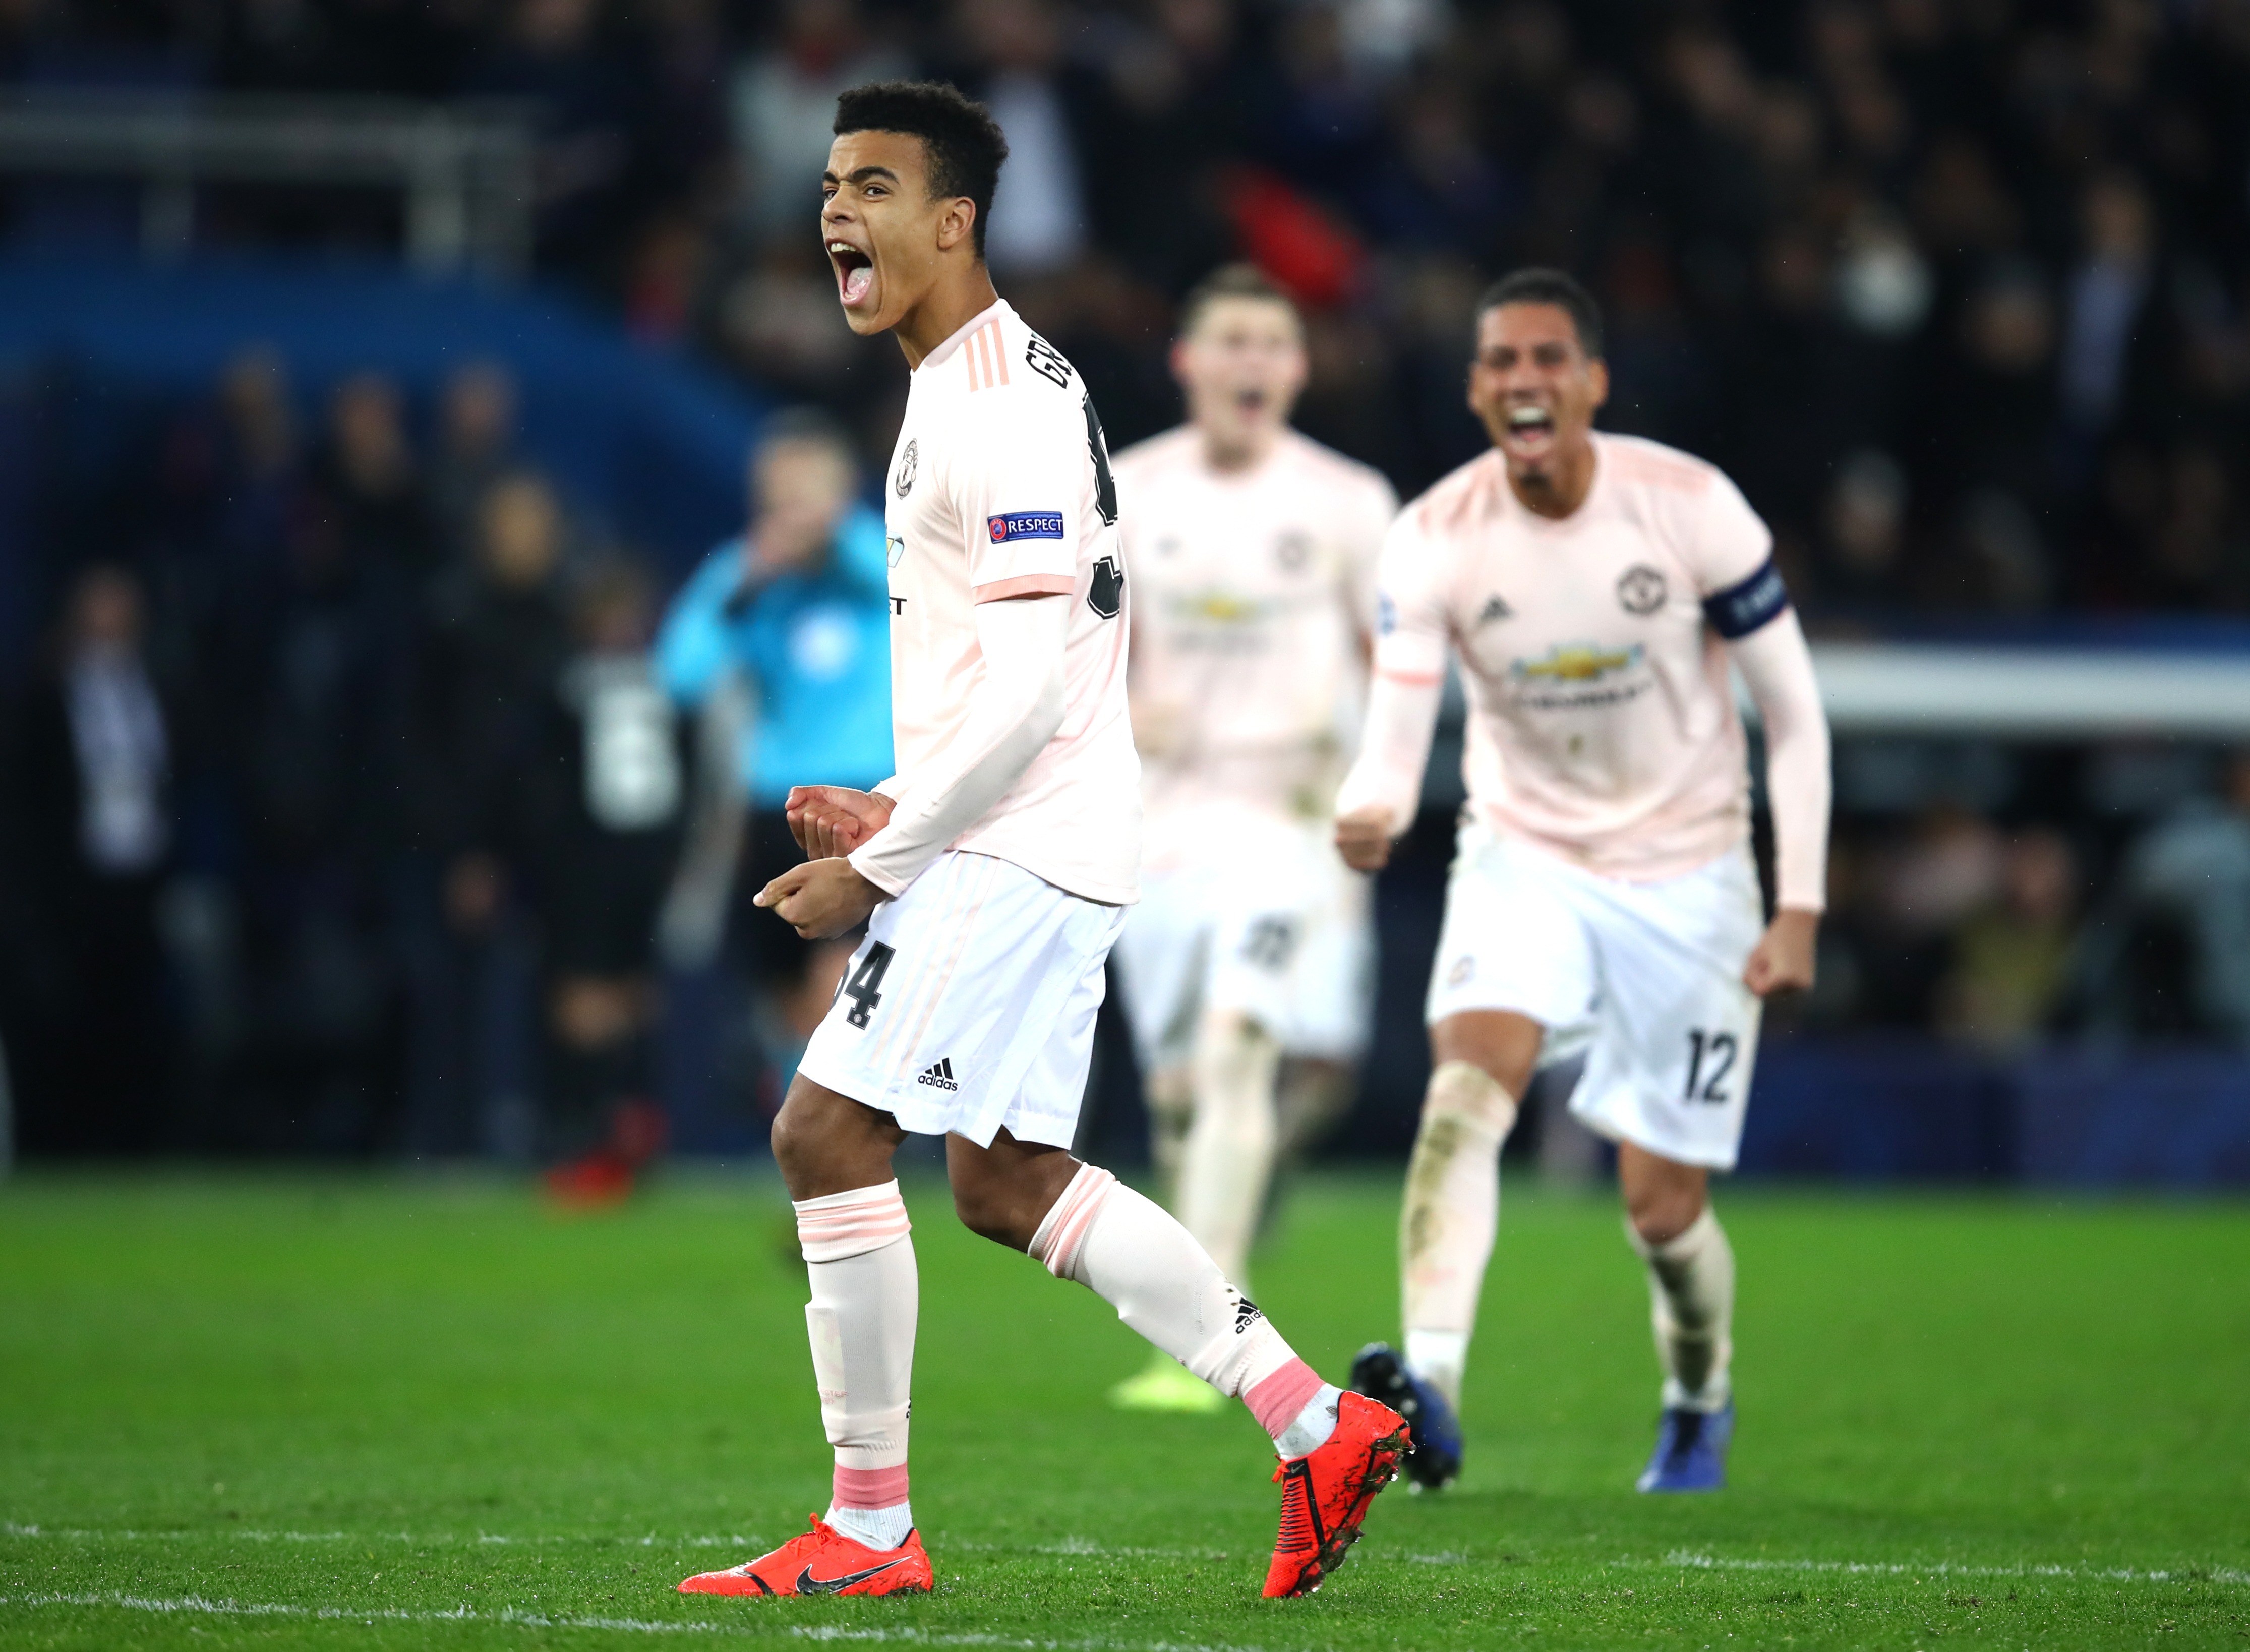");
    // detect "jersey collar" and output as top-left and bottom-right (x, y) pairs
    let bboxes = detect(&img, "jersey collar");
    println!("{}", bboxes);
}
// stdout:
(915, 297), (1015, 373)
